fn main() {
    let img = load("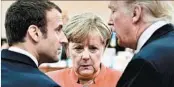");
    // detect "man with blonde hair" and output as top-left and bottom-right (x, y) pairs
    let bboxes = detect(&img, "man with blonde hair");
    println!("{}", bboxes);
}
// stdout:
(108, 1), (174, 87)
